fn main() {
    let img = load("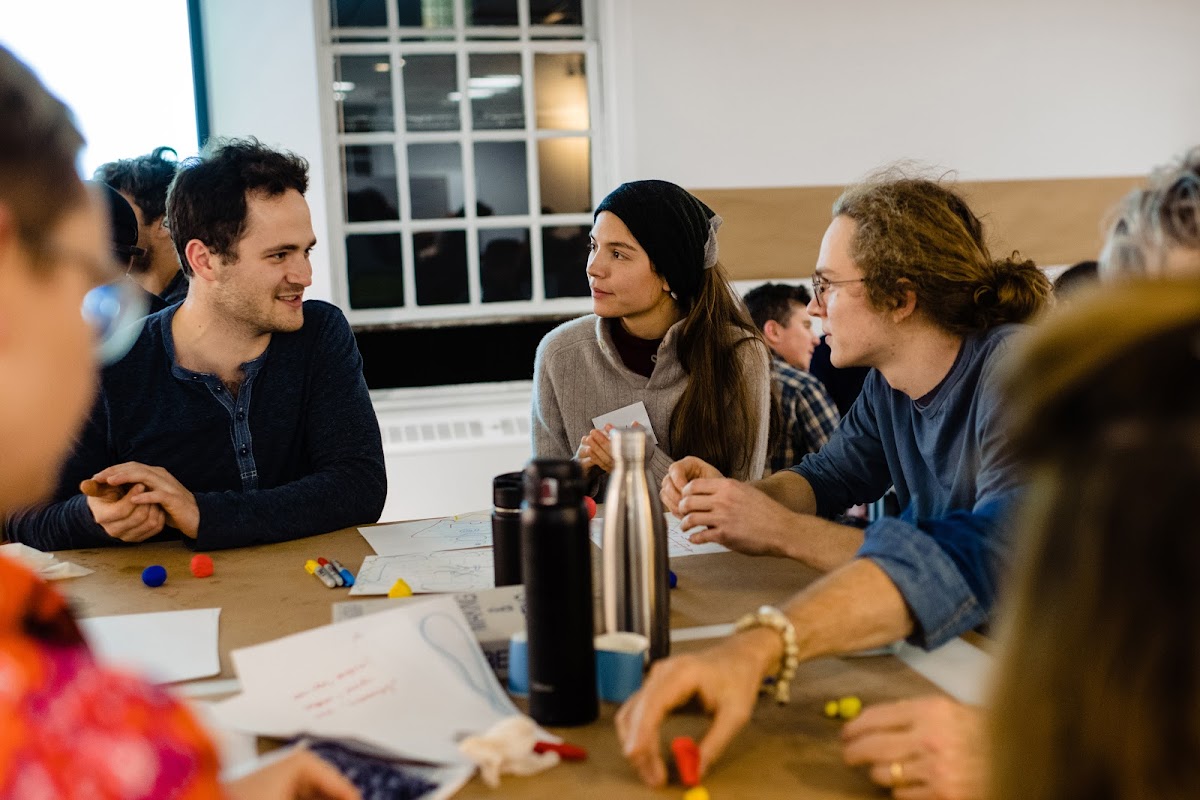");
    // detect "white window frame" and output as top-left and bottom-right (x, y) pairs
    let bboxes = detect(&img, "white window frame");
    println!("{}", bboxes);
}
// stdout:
(315, 0), (605, 326)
